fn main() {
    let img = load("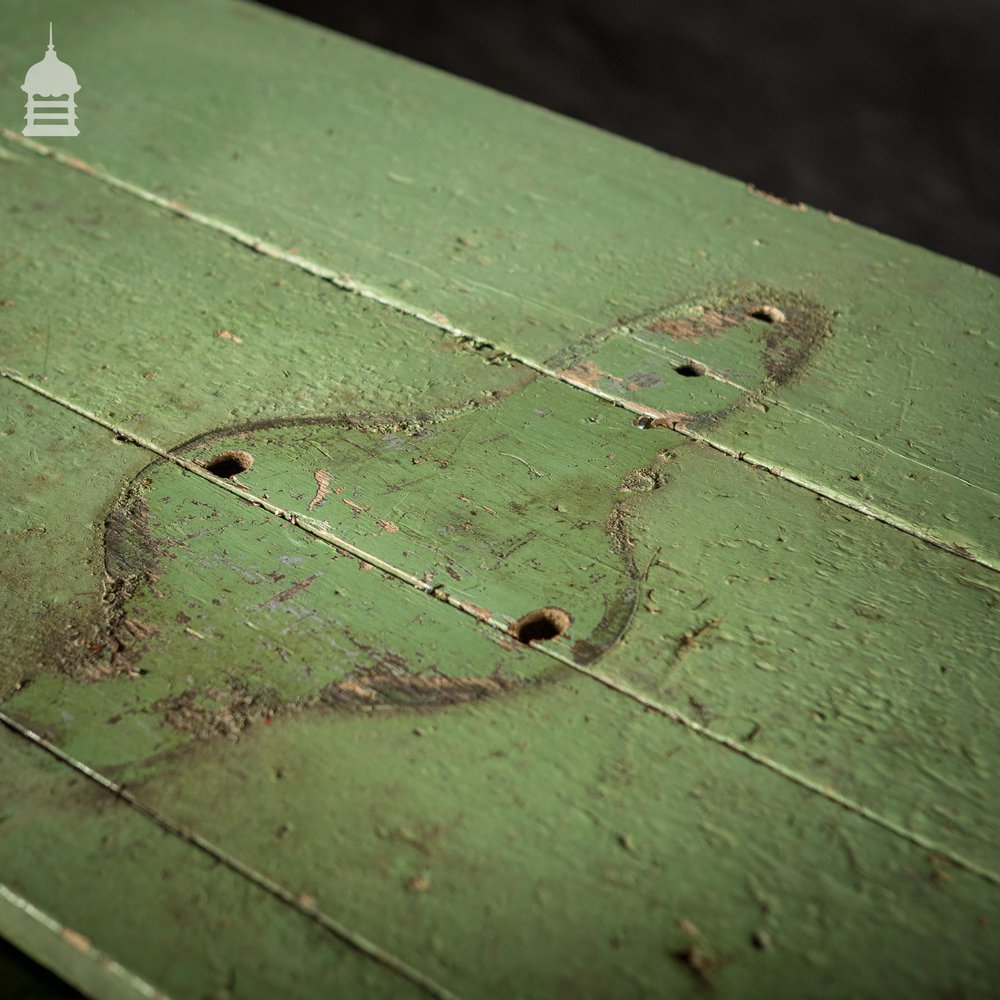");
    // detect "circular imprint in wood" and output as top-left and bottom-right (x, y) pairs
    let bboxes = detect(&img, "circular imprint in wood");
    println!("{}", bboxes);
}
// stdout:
(48, 286), (831, 742)
(82, 406), (644, 735)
